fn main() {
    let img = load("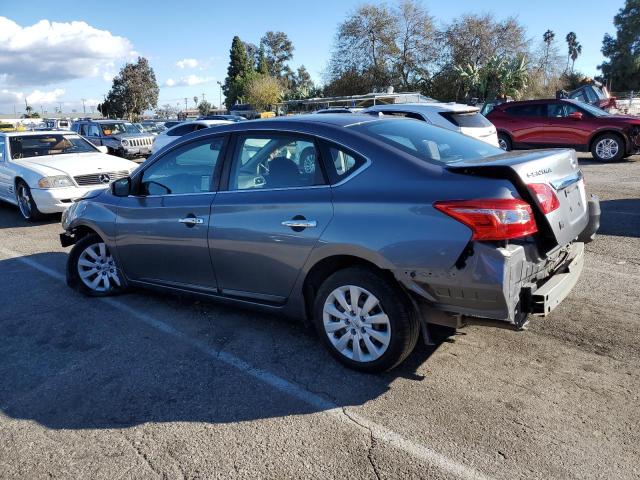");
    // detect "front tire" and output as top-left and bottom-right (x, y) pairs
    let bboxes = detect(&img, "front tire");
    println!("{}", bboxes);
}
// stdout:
(313, 267), (419, 373)
(591, 133), (625, 162)
(15, 180), (44, 221)
(67, 234), (125, 297)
